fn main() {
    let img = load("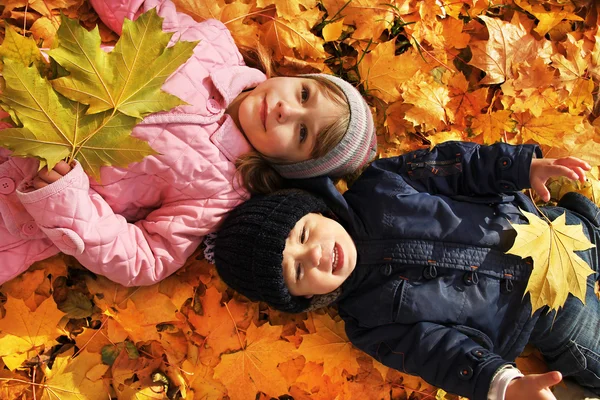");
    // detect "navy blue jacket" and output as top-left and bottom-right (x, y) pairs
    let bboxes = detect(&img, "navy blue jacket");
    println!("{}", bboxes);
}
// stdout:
(291, 141), (600, 400)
